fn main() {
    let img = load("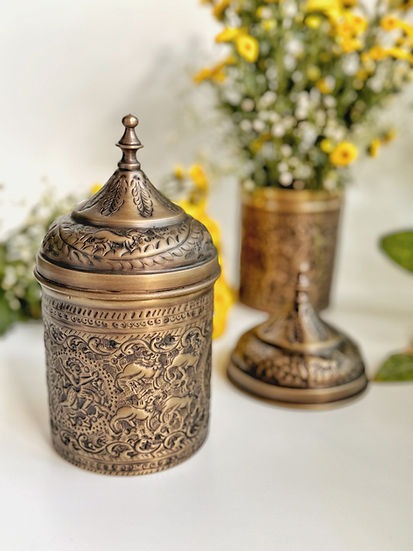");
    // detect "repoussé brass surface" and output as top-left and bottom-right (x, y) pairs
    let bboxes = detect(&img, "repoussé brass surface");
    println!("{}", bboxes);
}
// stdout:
(35, 115), (220, 475)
